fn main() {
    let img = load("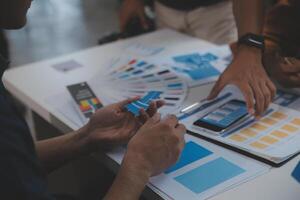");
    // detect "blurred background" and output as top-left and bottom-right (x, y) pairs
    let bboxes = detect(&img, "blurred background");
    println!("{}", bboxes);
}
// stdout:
(3, 0), (119, 67)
